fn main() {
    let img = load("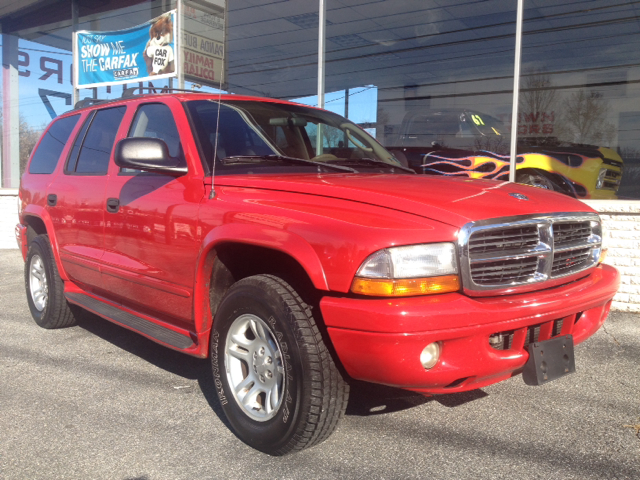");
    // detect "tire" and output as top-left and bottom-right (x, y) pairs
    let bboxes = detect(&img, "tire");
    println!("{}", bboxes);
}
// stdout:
(211, 274), (349, 455)
(516, 171), (557, 191)
(24, 235), (77, 329)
